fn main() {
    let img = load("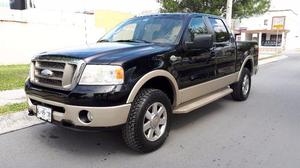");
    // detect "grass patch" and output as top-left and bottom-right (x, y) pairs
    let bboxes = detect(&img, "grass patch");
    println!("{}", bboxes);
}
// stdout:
(0, 64), (29, 91)
(0, 102), (28, 115)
